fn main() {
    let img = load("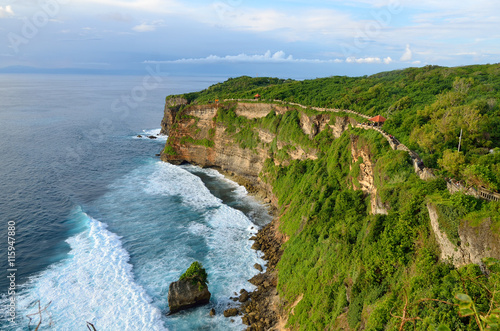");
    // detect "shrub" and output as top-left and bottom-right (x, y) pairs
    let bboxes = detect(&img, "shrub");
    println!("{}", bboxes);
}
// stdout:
(180, 261), (209, 289)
